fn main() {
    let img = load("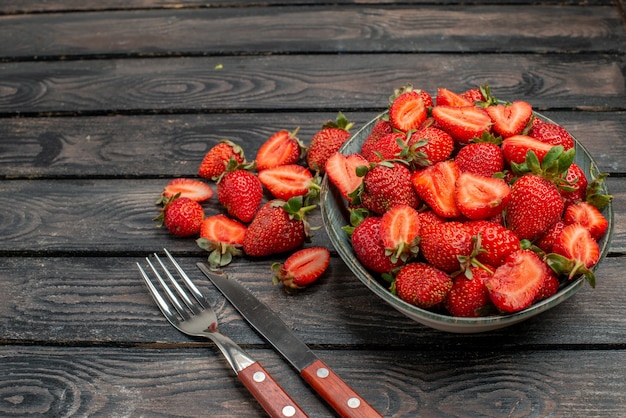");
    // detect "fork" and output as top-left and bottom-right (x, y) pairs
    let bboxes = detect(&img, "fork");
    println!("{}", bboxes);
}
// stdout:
(137, 249), (308, 418)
